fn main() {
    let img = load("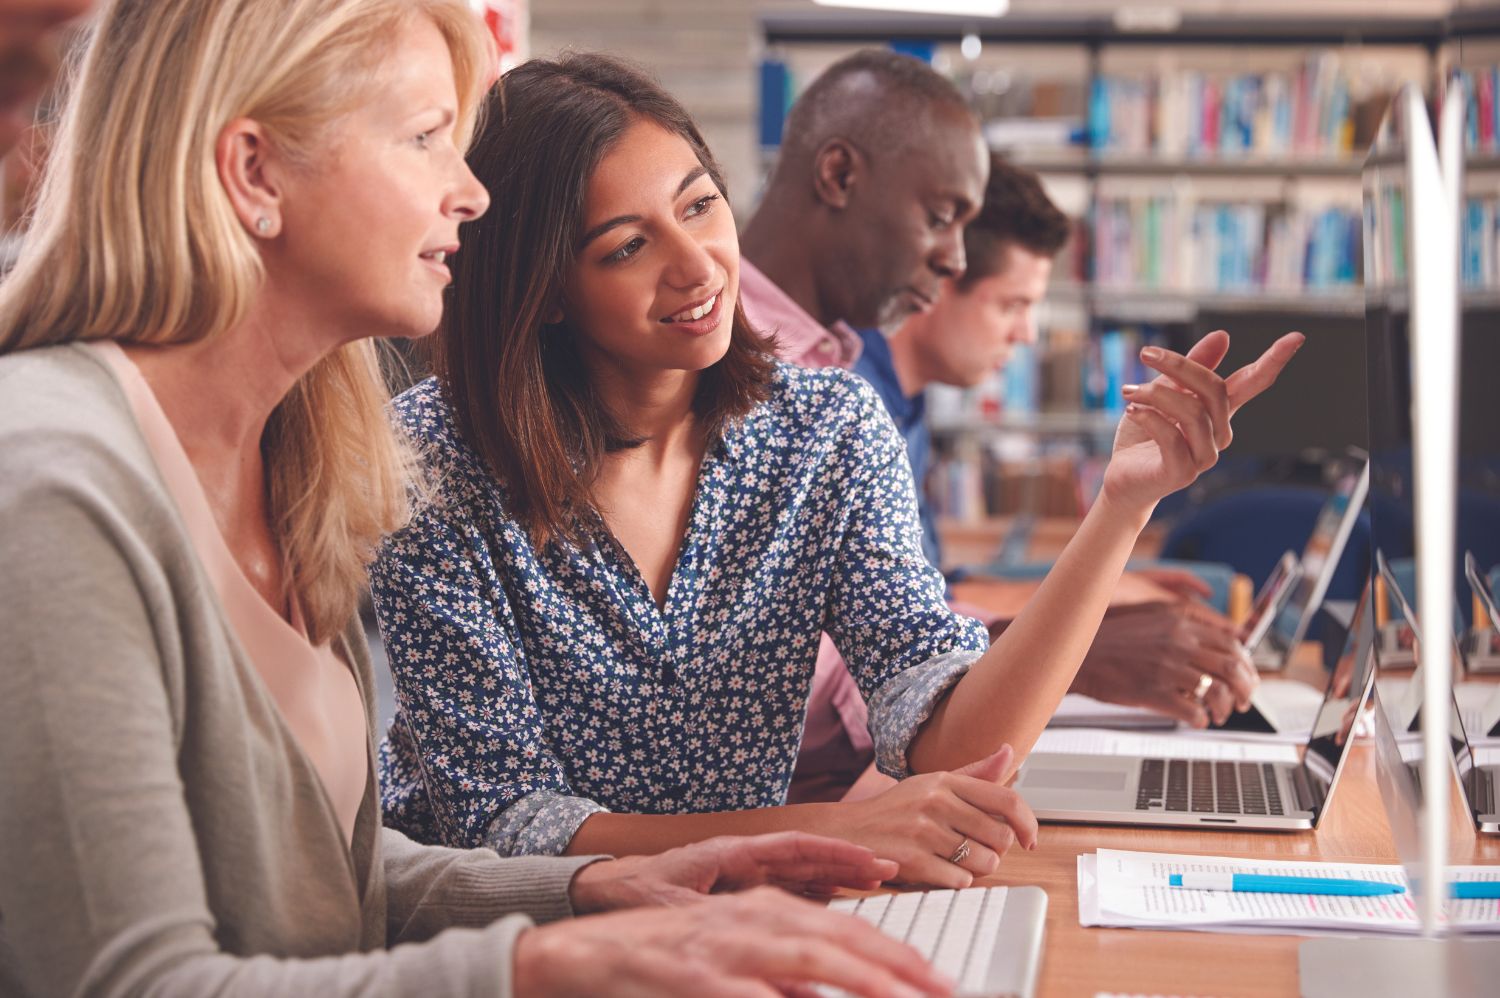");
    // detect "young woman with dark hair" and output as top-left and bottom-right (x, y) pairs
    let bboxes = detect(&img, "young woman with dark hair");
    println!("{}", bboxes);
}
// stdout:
(372, 52), (1303, 888)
